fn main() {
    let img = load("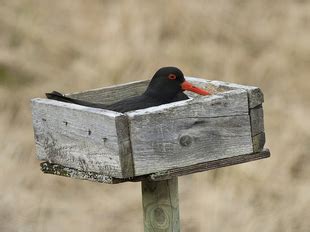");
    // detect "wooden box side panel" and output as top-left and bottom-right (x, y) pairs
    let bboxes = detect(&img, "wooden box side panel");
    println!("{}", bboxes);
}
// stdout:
(31, 99), (133, 178)
(68, 80), (150, 105)
(187, 77), (266, 152)
(127, 89), (253, 176)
